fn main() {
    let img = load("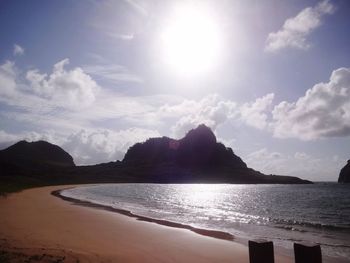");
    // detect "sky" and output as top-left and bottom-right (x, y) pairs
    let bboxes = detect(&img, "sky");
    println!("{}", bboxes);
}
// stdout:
(0, 0), (350, 181)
